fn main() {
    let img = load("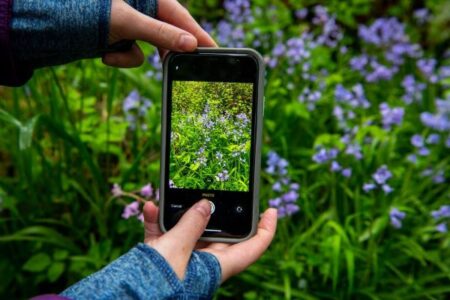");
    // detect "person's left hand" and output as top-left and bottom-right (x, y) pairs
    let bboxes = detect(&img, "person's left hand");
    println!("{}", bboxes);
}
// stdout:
(103, 0), (217, 68)
(143, 200), (277, 282)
